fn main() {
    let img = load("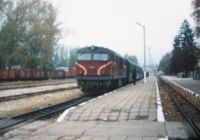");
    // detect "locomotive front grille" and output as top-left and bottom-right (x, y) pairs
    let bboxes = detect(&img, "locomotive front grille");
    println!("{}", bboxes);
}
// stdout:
(88, 66), (96, 73)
